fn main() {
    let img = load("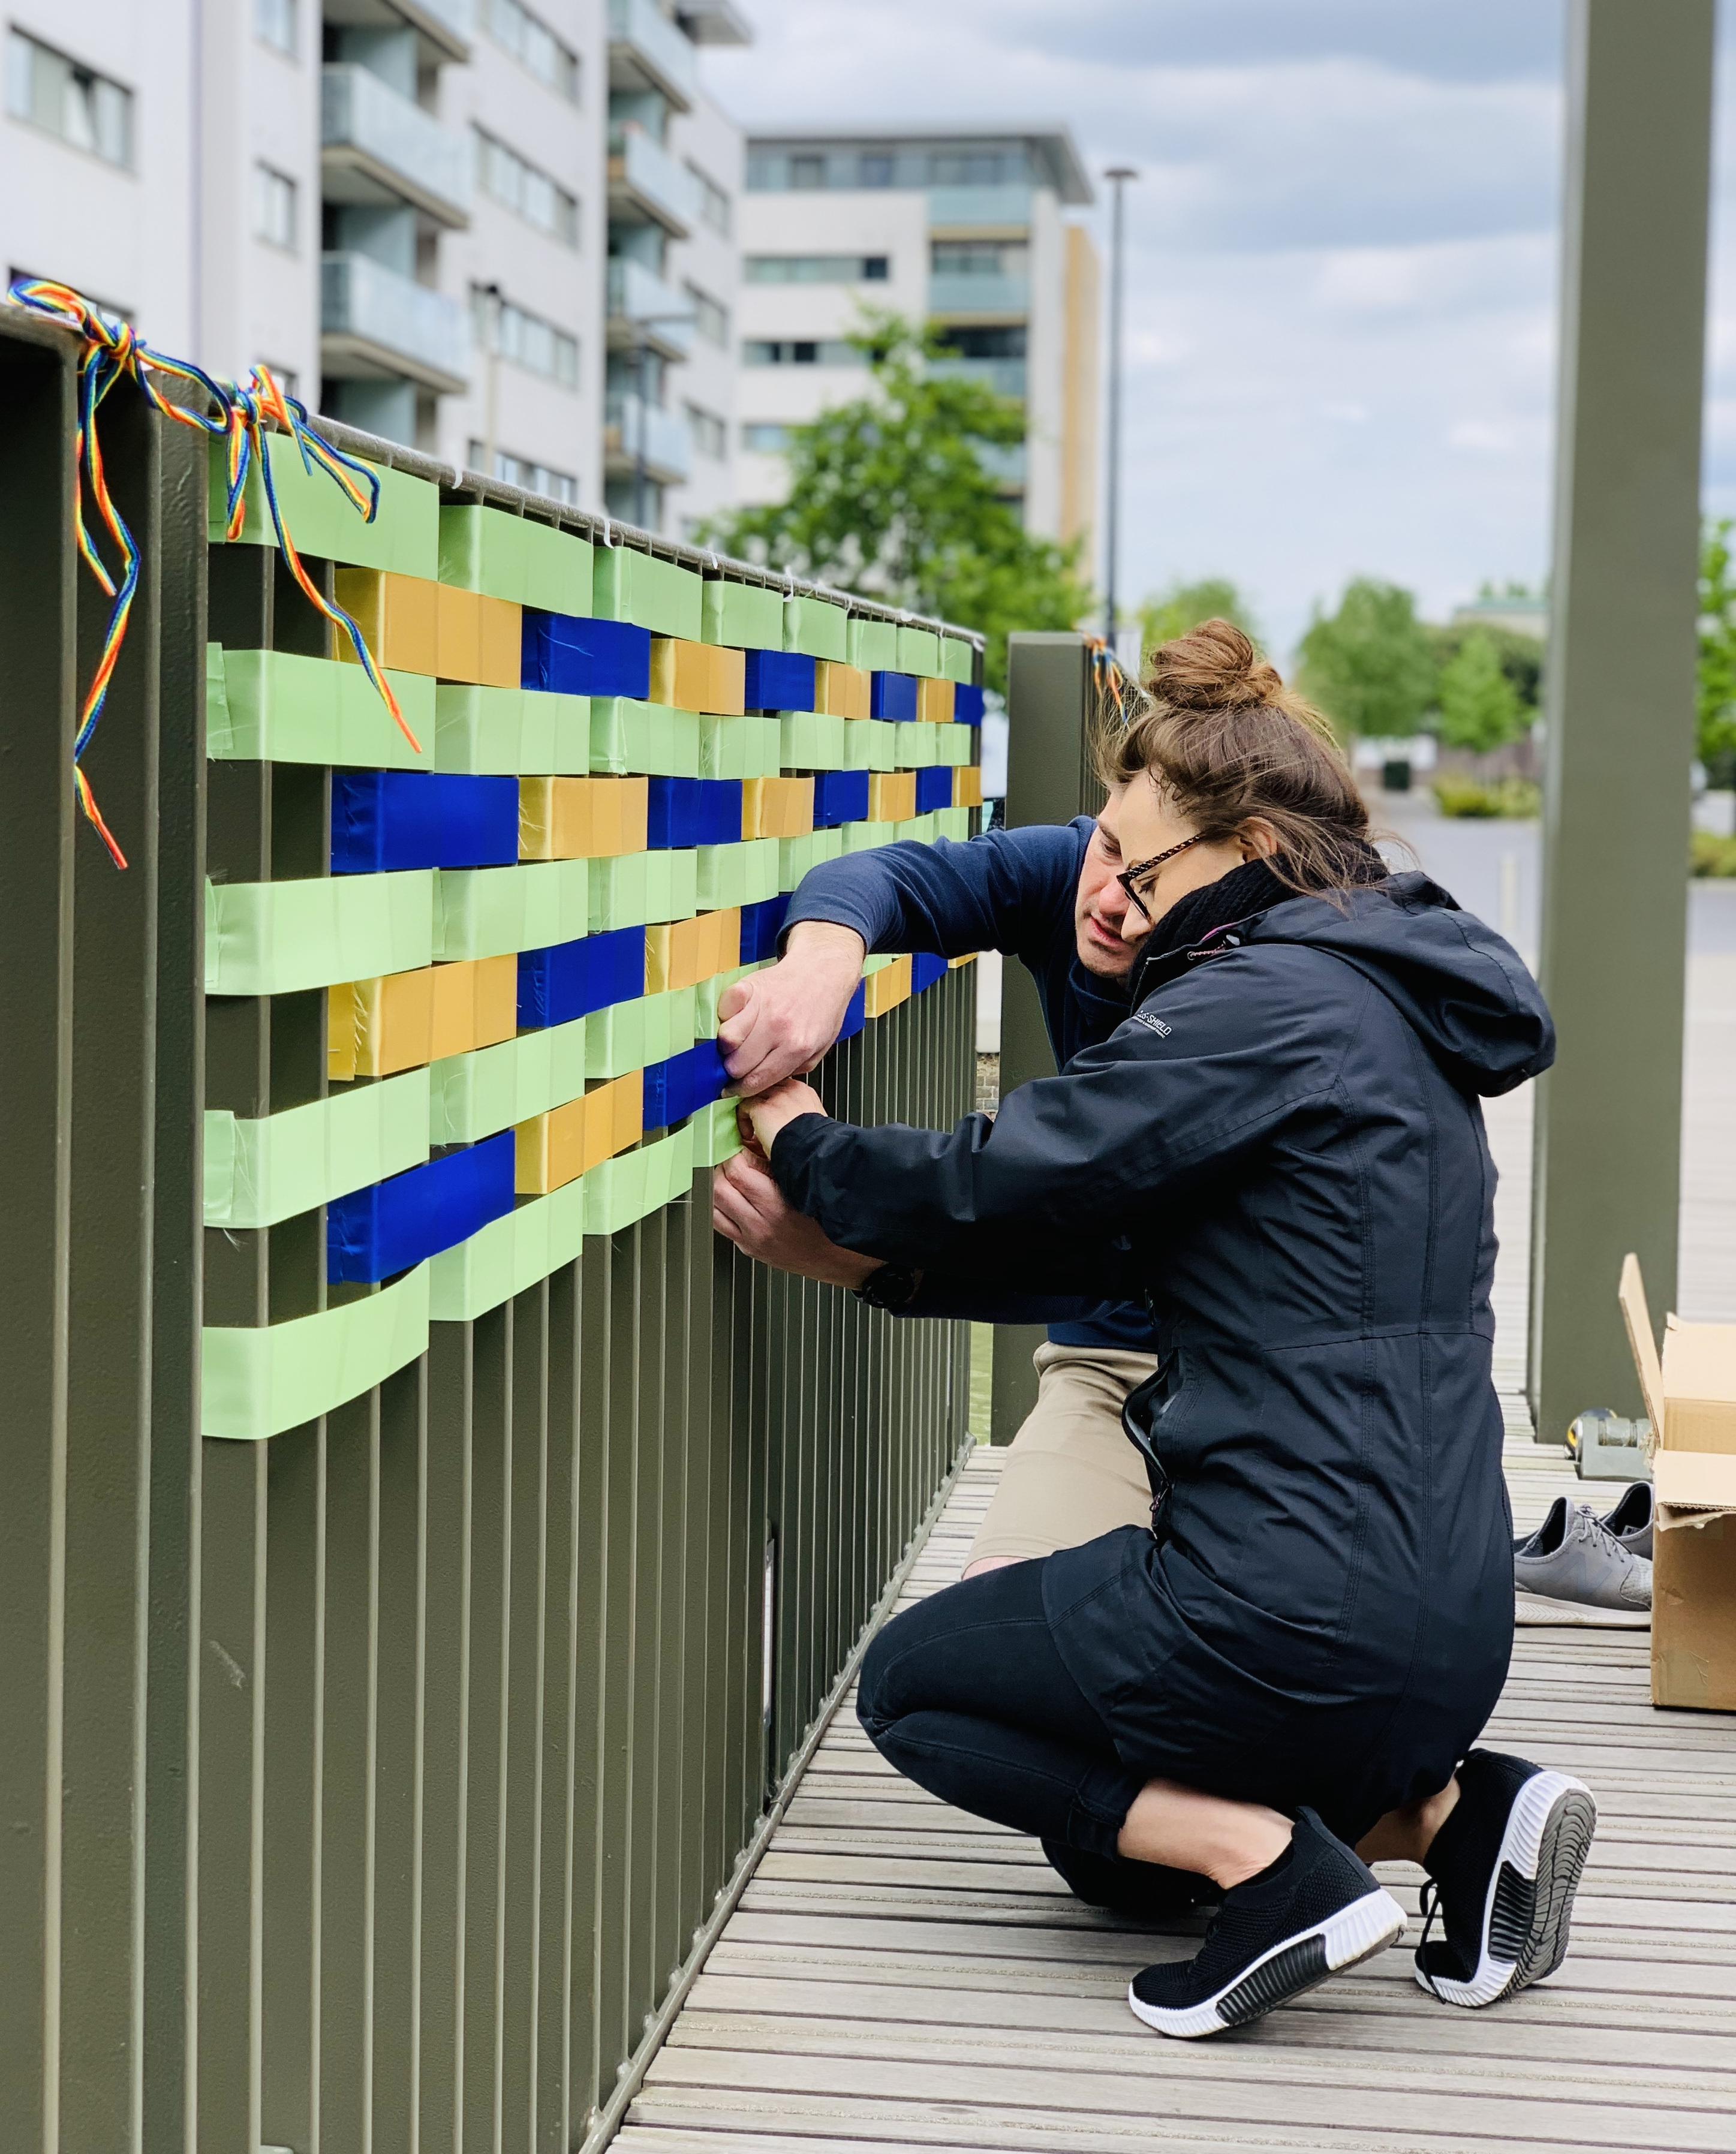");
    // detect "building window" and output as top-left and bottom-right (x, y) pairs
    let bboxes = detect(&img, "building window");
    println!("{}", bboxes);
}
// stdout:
(932, 239), (1028, 278)
(475, 128), (579, 248)
(686, 284), (728, 347)
(261, 362), (301, 398)
(468, 441), (578, 503)
(253, 164), (299, 251)
(935, 323), (1027, 359)
(789, 154), (826, 189)
(744, 255), (887, 285)
(742, 423), (790, 453)
(859, 152), (893, 188)
(931, 150), (1022, 185)
(690, 163), (730, 235)
(687, 405), (727, 460)
(5, 31), (133, 169)
(255, 0), (297, 56)
(742, 339), (862, 368)
(486, 0), (580, 103)
(473, 287), (579, 389)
